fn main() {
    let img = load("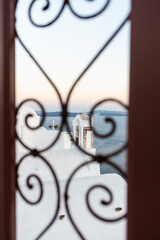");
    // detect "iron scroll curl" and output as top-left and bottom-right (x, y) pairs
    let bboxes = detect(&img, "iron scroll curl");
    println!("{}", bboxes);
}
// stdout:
(64, 158), (127, 240)
(28, 0), (110, 27)
(15, 98), (63, 153)
(15, 0), (130, 239)
(16, 153), (61, 240)
(15, 99), (62, 239)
